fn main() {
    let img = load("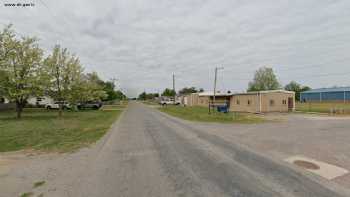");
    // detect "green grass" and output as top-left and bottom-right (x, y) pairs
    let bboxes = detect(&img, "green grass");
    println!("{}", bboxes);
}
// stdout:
(0, 108), (123, 153)
(20, 192), (33, 197)
(33, 181), (45, 188)
(296, 102), (350, 113)
(159, 106), (264, 123)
